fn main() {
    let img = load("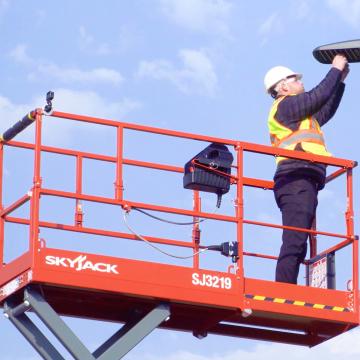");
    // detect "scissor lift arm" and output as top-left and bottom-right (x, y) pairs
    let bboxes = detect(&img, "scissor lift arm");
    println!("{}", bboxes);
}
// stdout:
(4, 286), (170, 360)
